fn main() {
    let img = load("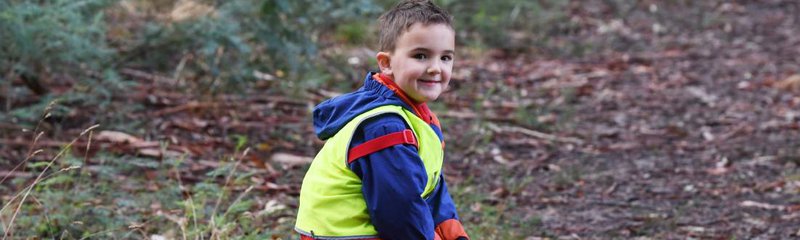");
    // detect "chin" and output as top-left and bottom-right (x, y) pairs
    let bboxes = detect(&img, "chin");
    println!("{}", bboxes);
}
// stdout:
(423, 95), (440, 102)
